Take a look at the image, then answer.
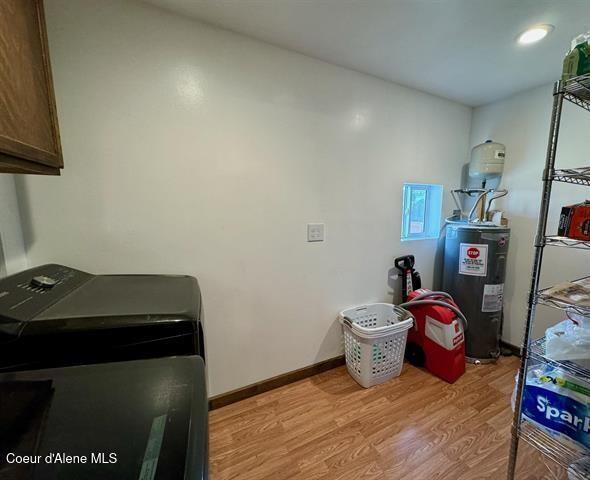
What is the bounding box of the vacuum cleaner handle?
[394,255,415,272]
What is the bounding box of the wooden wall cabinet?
[0,0,63,175]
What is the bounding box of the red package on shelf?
[559,201,590,240]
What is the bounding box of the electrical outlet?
[307,223,325,242]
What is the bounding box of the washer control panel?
[30,275,59,290]
[0,264,93,325]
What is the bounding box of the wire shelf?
[528,336,590,383]
[518,421,590,479]
[545,236,590,250]
[553,167,590,187]
[563,75,590,113]
[509,79,590,480]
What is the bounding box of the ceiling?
[145,0,590,106]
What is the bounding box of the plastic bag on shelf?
[546,313,590,369]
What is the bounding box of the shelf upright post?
[507,81,565,479]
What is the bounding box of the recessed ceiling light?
[517,24,554,45]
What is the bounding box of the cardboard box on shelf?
[558,201,590,241]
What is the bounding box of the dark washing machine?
[0,264,205,372]
[0,356,208,480]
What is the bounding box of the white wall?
[0,175,27,275]
[20,0,472,395]
[471,84,590,346]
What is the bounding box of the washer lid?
[35,274,201,323]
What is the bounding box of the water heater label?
[482,283,504,312]
[459,243,488,276]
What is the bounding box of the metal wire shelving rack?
[508,74,590,480]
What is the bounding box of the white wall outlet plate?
[307,223,325,242]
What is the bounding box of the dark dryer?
[0,356,208,480]
[0,264,205,371]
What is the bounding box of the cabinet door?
[0,0,62,175]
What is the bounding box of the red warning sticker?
[459,243,488,276]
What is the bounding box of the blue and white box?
[522,365,590,452]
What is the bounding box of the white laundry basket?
[339,303,413,388]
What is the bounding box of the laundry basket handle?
[340,308,414,335]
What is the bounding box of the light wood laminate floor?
[210,357,566,479]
